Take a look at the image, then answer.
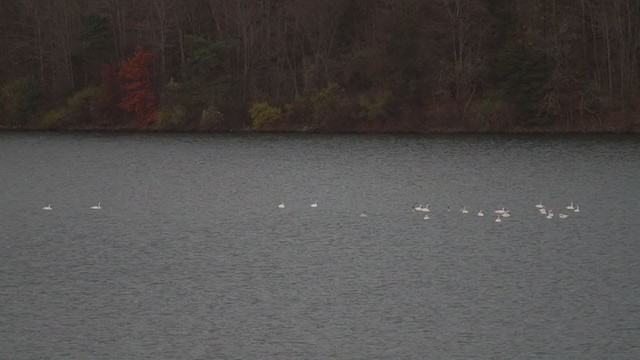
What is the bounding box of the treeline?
[1,0,639,132]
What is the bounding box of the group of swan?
[278,202,367,218]
[409,202,582,223]
[536,201,580,219]
[493,207,512,222]
[272,201,582,222]
[42,199,582,221]
[42,202,101,210]
[279,201,579,223]
[412,204,430,219]
[278,202,318,209]
[413,204,513,223]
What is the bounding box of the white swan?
[310,202,318,208]
[535,202,544,208]
[461,206,469,214]
[495,215,502,223]
[494,207,506,214]
[423,214,430,220]
[539,208,547,215]
[42,204,52,211]
[278,203,285,208]
[566,202,575,210]
[559,213,569,219]
[546,210,554,219]
[501,210,511,218]
[414,204,429,212]
[360,211,368,218]
[477,209,485,217]
[90,202,102,210]
[574,205,580,213]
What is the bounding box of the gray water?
[0,133,639,359]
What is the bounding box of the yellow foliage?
[249,102,281,129]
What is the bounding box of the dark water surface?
[1,133,639,359]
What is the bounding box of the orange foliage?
[119,47,157,127]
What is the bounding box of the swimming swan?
[495,216,502,223]
[360,211,368,218]
[495,207,506,214]
[566,202,575,210]
[546,210,554,219]
[310,202,318,208]
[461,206,469,214]
[42,204,52,211]
[501,210,511,218]
[90,202,102,210]
[477,210,485,217]
[423,214,430,220]
[535,202,544,208]
[278,203,285,208]
[573,205,580,213]
[559,213,569,219]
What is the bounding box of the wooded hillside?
[1,0,639,132]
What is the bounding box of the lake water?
[0,133,639,359]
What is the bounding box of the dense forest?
[1,0,639,132]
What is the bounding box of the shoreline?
[1,125,638,136]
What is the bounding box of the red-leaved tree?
[119,47,157,127]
